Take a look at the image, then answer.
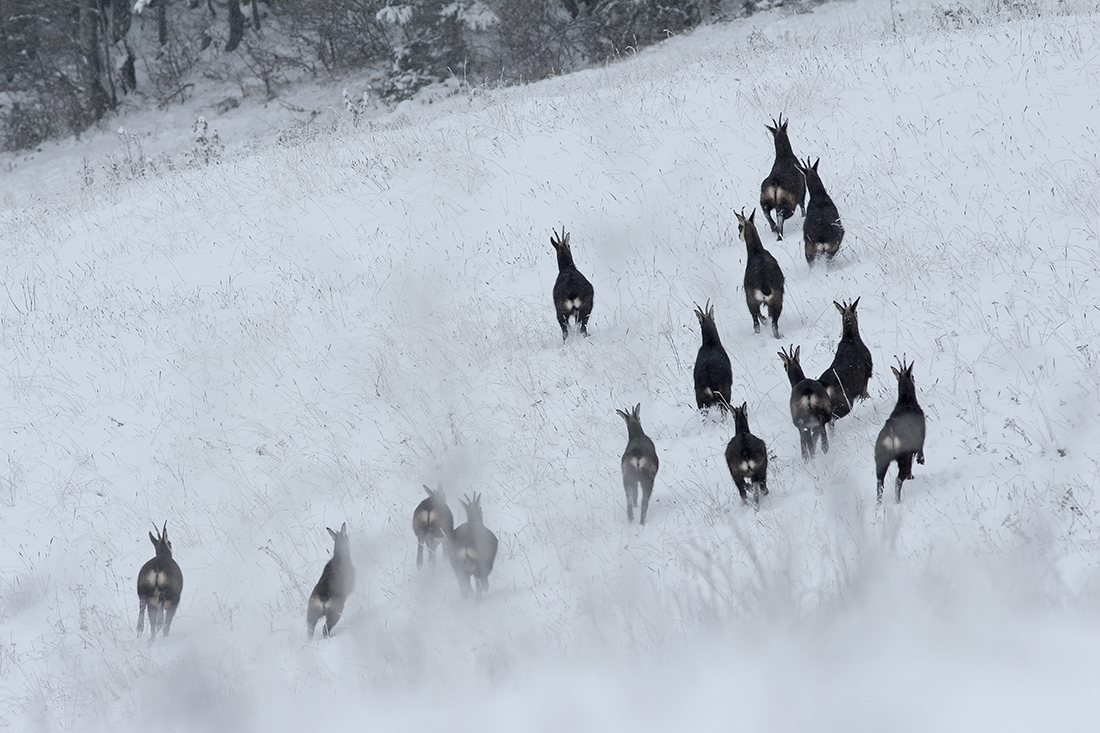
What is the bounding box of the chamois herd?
[134,116,926,642]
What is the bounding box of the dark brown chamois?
[136,522,184,641]
[550,228,594,340]
[725,402,769,506]
[759,114,806,240]
[875,360,926,504]
[307,522,356,639]
[737,208,785,339]
[449,494,499,601]
[818,299,873,420]
[413,483,454,568]
[693,301,733,412]
[778,345,831,460]
[616,404,659,525]
[798,157,845,265]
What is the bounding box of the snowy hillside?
[3,0,1100,730]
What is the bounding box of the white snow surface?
[3,0,1100,729]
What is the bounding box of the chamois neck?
[626,420,647,440]
[700,320,722,347]
[556,246,575,270]
[774,132,795,159]
[733,412,751,435]
[806,173,830,200]
[785,361,806,385]
[742,224,765,254]
[896,379,918,405]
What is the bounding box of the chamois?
[875,360,926,504]
[136,522,184,641]
[737,208,785,339]
[725,402,769,506]
[818,299,873,420]
[616,404,659,525]
[798,157,845,265]
[778,345,831,460]
[759,114,806,240]
[307,522,356,639]
[450,494,499,601]
[550,228,594,340]
[693,301,733,411]
[413,483,454,568]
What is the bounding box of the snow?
[2,0,1100,729]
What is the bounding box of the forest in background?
[0,0,776,151]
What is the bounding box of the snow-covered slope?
[2,1,1100,729]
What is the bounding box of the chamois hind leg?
[307,598,324,640]
[416,540,425,569]
[322,611,341,638]
[137,599,147,635]
[557,311,570,341]
[623,476,637,522]
[454,567,474,598]
[323,598,346,637]
[875,462,888,504]
[151,602,164,638]
[578,310,591,337]
[895,454,914,503]
[819,425,829,454]
[799,429,813,461]
[762,203,779,236]
[162,600,178,636]
[639,476,654,526]
[767,302,782,339]
[748,301,763,334]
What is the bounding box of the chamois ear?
[327,527,338,540]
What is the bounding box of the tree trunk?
[226,0,244,51]
[157,0,168,45]
[78,0,110,123]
